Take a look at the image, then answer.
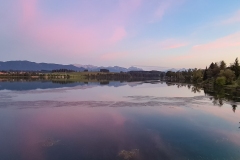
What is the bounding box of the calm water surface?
[0,81,240,160]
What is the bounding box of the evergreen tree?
[231,58,240,78]
[219,60,226,70]
[212,63,220,77]
[209,62,215,70]
[203,66,208,81]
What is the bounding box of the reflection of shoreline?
[162,82,240,104]
[0,81,124,91]
[0,79,158,91]
[0,80,239,108]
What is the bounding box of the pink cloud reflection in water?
[1,82,240,159]
[11,103,240,159]
[17,107,127,160]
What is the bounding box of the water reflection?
[0,80,240,160]
[0,80,239,110]
[204,86,240,111]
[163,82,240,111]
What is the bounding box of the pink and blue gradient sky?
[1,0,240,70]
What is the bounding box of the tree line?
[165,57,240,86]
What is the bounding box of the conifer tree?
[220,60,226,70]
[231,58,240,78]
[203,66,208,81]
[209,62,215,70]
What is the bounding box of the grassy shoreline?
[0,71,157,82]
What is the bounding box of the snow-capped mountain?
[73,64,143,72]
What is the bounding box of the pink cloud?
[168,32,240,67]
[15,0,142,57]
[221,10,240,25]
[17,108,127,160]
[192,32,240,50]
[21,0,38,24]
[109,27,127,44]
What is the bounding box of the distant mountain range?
[0,61,85,71]
[0,61,143,72]
[73,64,143,72]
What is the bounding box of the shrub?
[192,69,203,83]
[219,69,235,84]
[216,76,226,86]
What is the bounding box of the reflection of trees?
[211,97,223,106]
[52,80,76,84]
[187,84,239,112]
[191,85,201,93]
[176,83,188,88]
[232,104,237,113]
[100,81,109,85]
[166,82,175,86]
[204,86,240,112]
[219,99,223,106]
[165,82,190,88]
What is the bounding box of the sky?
[0,0,240,70]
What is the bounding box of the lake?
[0,80,240,160]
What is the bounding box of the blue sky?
[0,0,240,70]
